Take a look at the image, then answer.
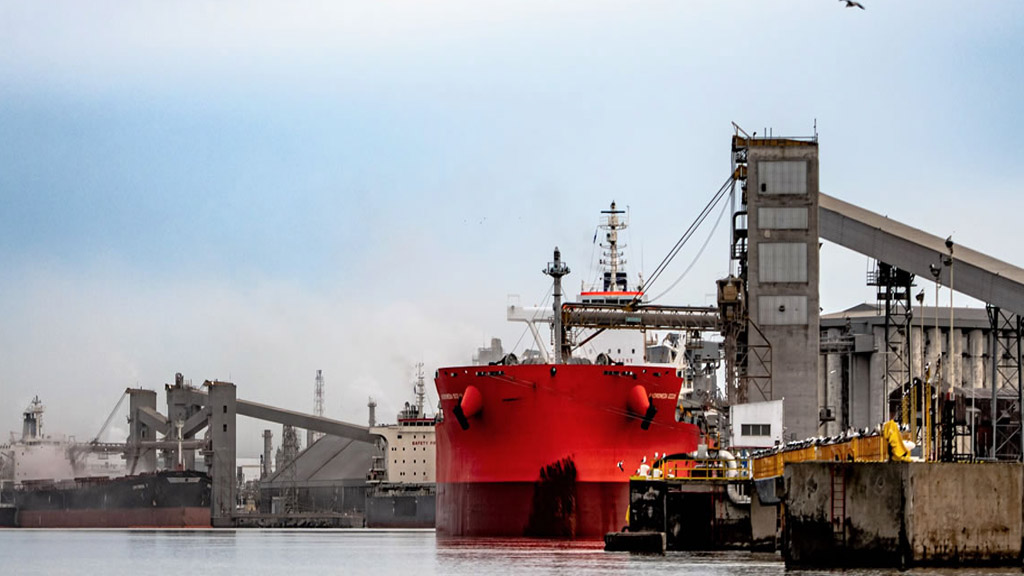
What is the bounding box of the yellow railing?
[751,435,892,480]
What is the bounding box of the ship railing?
[637,457,751,482]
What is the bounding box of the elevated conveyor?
[235,398,376,444]
[820,193,1024,316]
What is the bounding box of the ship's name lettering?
[440,393,462,400]
[649,393,676,400]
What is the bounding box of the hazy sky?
[2,1,1022,454]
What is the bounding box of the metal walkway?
[819,193,1024,316]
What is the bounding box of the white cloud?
[0,256,484,454]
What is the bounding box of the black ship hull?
[365,484,435,529]
[14,470,211,528]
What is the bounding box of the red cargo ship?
[435,203,702,538]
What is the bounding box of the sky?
[1,1,1022,455]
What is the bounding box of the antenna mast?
[544,247,571,364]
[314,369,325,418]
[414,363,426,416]
[308,369,325,445]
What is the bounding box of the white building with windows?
[729,399,784,449]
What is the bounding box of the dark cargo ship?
[365,366,437,529]
[2,396,212,528]
[14,470,211,528]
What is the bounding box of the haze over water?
[0,530,1017,576]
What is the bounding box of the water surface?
[0,529,1016,575]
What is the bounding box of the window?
[741,424,771,436]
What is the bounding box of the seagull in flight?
[840,0,865,9]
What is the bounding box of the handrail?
[632,456,751,482]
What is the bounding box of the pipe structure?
[562,304,720,331]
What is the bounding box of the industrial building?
[727,130,1023,457]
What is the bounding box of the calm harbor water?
[0,529,1018,576]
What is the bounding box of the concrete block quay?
[784,462,1022,568]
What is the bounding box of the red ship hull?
[435,363,700,538]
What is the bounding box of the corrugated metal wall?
[759,161,807,195]
[758,295,808,325]
[759,242,808,283]
[758,207,808,230]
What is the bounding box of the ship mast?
[599,201,628,292]
[544,247,571,364]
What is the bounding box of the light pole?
[945,237,955,460]
[929,263,942,461]
[945,236,955,399]
[916,289,925,451]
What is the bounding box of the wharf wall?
[749,480,780,551]
[784,462,1022,568]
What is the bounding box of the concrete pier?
[749,479,781,551]
[784,462,1023,568]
